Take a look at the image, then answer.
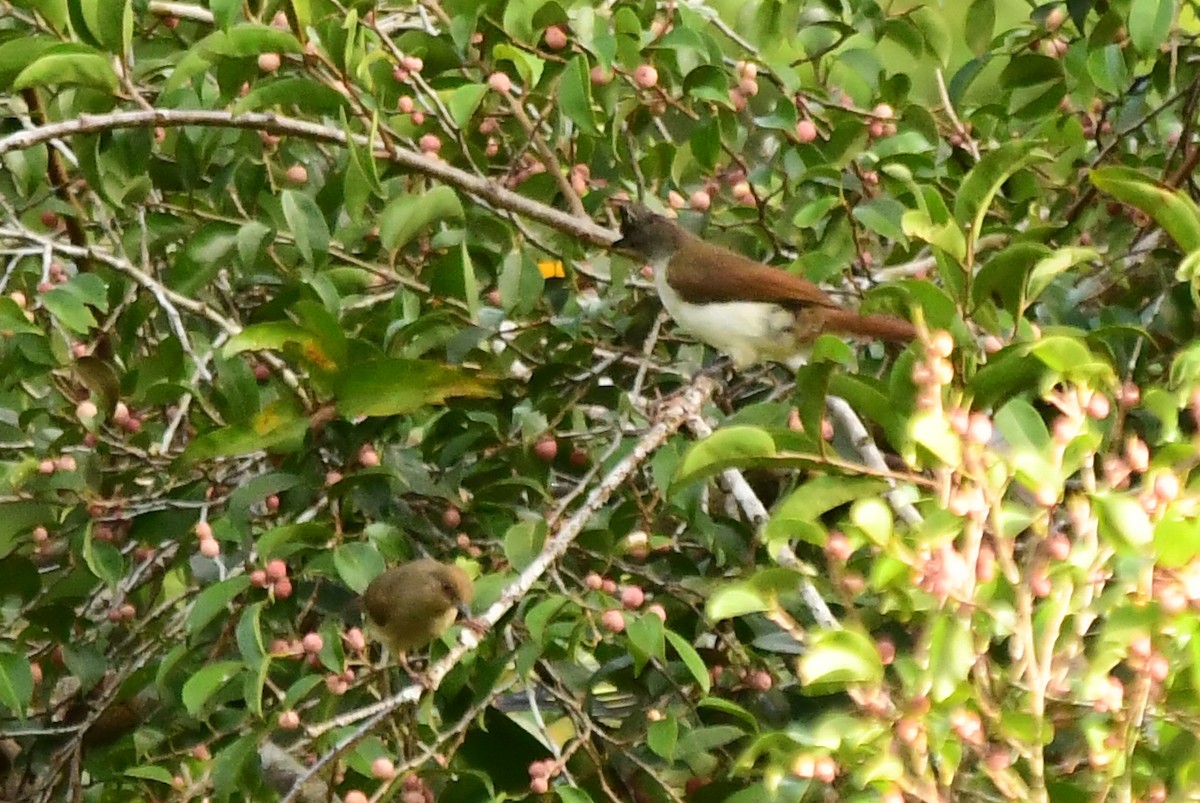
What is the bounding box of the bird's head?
[427,561,474,620]
[613,201,685,263]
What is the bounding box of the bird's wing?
[664,239,837,309]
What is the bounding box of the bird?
[612,202,916,369]
[361,558,480,659]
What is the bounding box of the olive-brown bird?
[614,202,916,369]
[362,558,477,657]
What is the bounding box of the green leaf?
[560,55,600,135]
[901,209,966,261]
[666,630,711,694]
[334,542,386,594]
[165,24,302,93]
[797,629,883,687]
[852,198,908,245]
[79,0,131,54]
[673,426,777,488]
[626,614,665,674]
[1085,44,1128,95]
[1155,514,1200,568]
[333,358,494,418]
[83,522,124,587]
[953,141,1049,254]
[1026,247,1100,303]
[0,297,43,335]
[378,187,464,251]
[1128,0,1173,56]
[648,715,678,762]
[443,83,488,129]
[850,498,893,546]
[1094,491,1153,550]
[0,36,59,89]
[994,398,1049,452]
[493,43,544,87]
[178,402,310,465]
[188,577,253,637]
[503,518,546,571]
[928,614,974,702]
[773,476,890,523]
[964,0,995,57]
[40,286,98,333]
[14,49,117,92]
[181,661,243,715]
[706,569,804,622]
[1091,167,1200,253]
[281,189,330,265]
[0,653,34,716]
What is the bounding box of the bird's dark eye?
[441,580,456,598]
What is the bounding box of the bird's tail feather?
[823,308,916,342]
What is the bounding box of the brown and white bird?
[613,202,916,368]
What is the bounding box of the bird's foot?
[462,617,488,639]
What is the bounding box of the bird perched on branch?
[362,558,482,660]
[613,202,915,369]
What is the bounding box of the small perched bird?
[362,558,478,657]
[614,202,916,369]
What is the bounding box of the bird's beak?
[456,600,472,620]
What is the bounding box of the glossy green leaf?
[797,629,883,687]
[13,49,117,92]
[673,426,777,488]
[0,653,34,716]
[281,189,331,265]
[181,661,243,715]
[929,614,974,702]
[666,630,711,694]
[1091,167,1200,253]
[560,55,600,135]
[333,358,494,418]
[188,577,253,637]
[334,542,386,594]
[1128,0,1173,55]
[964,0,995,57]
[378,187,464,251]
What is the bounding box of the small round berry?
[285,164,308,184]
[585,572,604,590]
[419,133,441,153]
[250,570,268,588]
[344,792,368,803]
[278,710,300,729]
[274,578,293,598]
[795,119,818,143]
[544,25,568,50]
[195,521,213,541]
[488,72,513,93]
[600,609,625,633]
[633,64,658,88]
[401,56,424,73]
[620,585,645,609]
[199,539,220,558]
[358,445,380,467]
[689,189,712,211]
[257,52,281,72]
[647,603,667,622]
[302,633,323,654]
[590,66,612,85]
[76,400,98,420]
[345,627,367,652]
[372,757,397,780]
[533,435,558,462]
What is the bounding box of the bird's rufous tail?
[822,308,916,342]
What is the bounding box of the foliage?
[1,0,1199,801]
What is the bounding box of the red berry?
[533,436,558,462]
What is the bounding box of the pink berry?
[689,189,711,211]
[442,506,462,529]
[345,627,367,652]
[285,164,308,184]
[199,539,220,558]
[633,64,658,88]
[358,446,380,467]
[544,25,568,50]
[401,56,423,73]
[195,521,213,540]
[419,133,441,153]
[488,72,513,93]
[302,633,323,654]
[38,459,56,475]
[530,777,549,794]
[590,66,612,85]
[398,96,415,114]
[872,102,894,120]
[533,435,558,462]
[250,570,268,587]
[372,757,397,779]
[76,400,98,420]
[620,585,645,609]
[257,52,281,72]
[278,710,300,729]
[647,603,667,622]
[585,572,604,590]
[266,559,288,581]
[345,792,368,803]
[795,119,818,143]
[600,609,625,633]
[274,578,293,598]
[824,532,853,562]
